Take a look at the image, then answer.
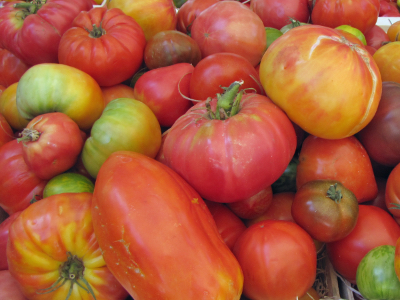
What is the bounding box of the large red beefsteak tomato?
[161,81,297,203]
[92,151,244,299]
[0,0,93,66]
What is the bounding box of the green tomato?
[280,18,308,34]
[356,245,400,300]
[336,25,367,46]
[43,173,95,198]
[265,27,283,50]
[82,98,162,178]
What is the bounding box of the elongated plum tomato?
[259,25,382,139]
[7,192,128,300]
[91,151,244,299]
[162,81,297,203]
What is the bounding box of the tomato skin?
[0,48,30,88]
[0,270,27,300]
[191,1,267,67]
[92,151,244,300]
[0,212,21,270]
[250,0,310,30]
[176,0,220,34]
[59,7,146,87]
[189,52,264,101]
[0,0,93,66]
[357,81,400,167]
[387,20,400,42]
[82,98,162,178]
[356,245,400,300]
[373,42,400,84]
[106,0,177,41]
[18,112,84,180]
[386,163,400,218]
[132,63,194,127]
[296,135,378,203]
[0,140,47,215]
[233,220,317,300]
[327,205,400,283]
[0,82,29,131]
[260,25,382,139]
[292,180,359,243]
[144,30,202,70]
[162,93,297,203]
[16,63,105,131]
[43,172,95,198]
[101,84,136,106]
[364,25,390,50]
[311,0,379,34]
[0,113,13,148]
[7,192,128,300]
[205,201,247,251]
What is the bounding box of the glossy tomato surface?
[365,25,391,50]
[233,219,317,300]
[296,135,378,203]
[162,91,297,203]
[176,0,219,34]
[0,48,30,88]
[191,1,266,67]
[92,151,244,300]
[327,205,400,283]
[373,42,400,84]
[0,82,29,131]
[7,192,128,300]
[260,25,382,139]
[59,6,146,87]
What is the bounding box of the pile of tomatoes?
[1,0,400,299]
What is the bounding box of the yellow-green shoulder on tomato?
[43,173,95,198]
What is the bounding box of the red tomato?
[17,112,84,180]
[58,6,146,87]
[0,0,93,66]
[365,25,391,50]
[327,205,400,283]
[373,42,400,84]
[176,0,220,34]
[205,200,247,251]
[250,0,310,30]
[296,135,378,203]
[0,140,47,215]
[292,180,359,242]
[191,1,267,67]
[189,52,264,101]
[245,192,296,227]
[364,176,389,213]
[7,192,128,300]
[233,220,317,300]
[162,83,297,203]
[0,113,13,148]
[92,151,244,299]
[106,0,177,41]
[357,81,400,167]
[311,0,379,34]
[259,25,382,139]
[101,84,136,106]
[0,270,27,300]
[0,212,21,270]
[132,63,194,127]
[144,30,202,70]
[0,48,30,88]
[386,163,400,218]
[0,83,29,131]
[379,0,400,16]
[227,186,273,220]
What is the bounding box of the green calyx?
[17,127,41,143]
[205,81,244,120]
[88,23,106,38]
[37,252,97,300]
[326,183,343,203]
[14,0,47,18]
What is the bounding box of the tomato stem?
[13,0,46,16]
[17,128,41,143]
[326,183,343,203]
[88,23,106,38]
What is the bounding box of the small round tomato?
[373,42,400,84]
[327,205,400,283]
[387,20,400,42]
[233,219,317,300]
[292,180,359,242]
